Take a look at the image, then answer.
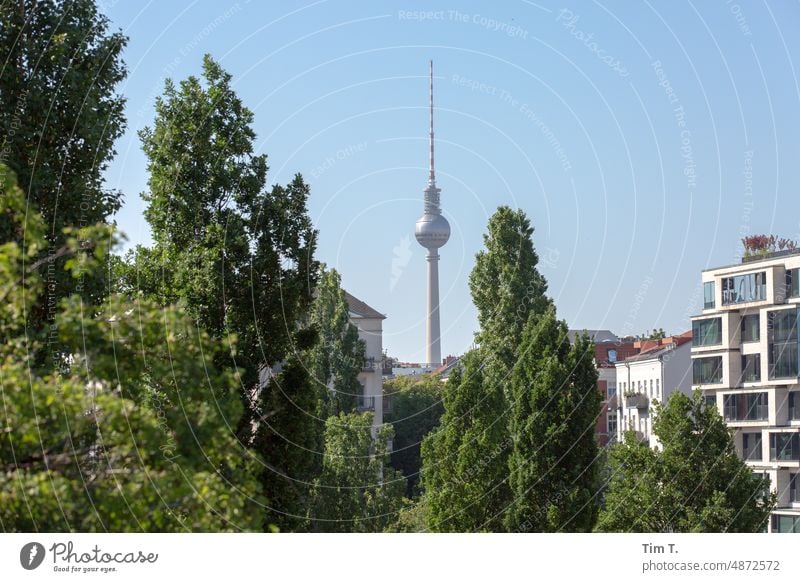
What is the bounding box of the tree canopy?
[597,391,774,532]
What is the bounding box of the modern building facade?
[344,291,386,433]
[615,332,693,449]
[692,250,800,533]
[415,61,450,367]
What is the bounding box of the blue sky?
[104,0,800,362]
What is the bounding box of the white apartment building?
[692,251,800,533]
[615,335,692,449]
[344,291,386,433]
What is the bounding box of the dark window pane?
[741,354,761,383]
[770,433,800,461]
[742,314,760,342]
[704,281,715,309]
[693,318,722,346]
[693,356,722,384]
[768,309,799,380]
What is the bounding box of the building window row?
[723,392,768,422]
[722,271,767,305]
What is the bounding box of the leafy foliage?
[310,412,405,532]
[0,165,263,532]
[125,56,323,529]
[423,206,555,531]
[384,374,444,496]
[307,268,365,416]
[504,308,601,532]
[0,0,127,333]
[597,391,774,532]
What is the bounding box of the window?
[769,432,800,461]
[741,314,760,342]
[693,317,722,346]
[790,393,799,421]
[356,395,374,411]
[693,356,723,384]
[741,354,761,383]
[655,379,660,397]
[743,432,763,461]
[607,384,617,398]
[607,349,617,363]
[704,281,715,309]
[790,473,798,503]
[722,271,767,305]
[772,514,800,533]
[704,393,717,410]
[607,413,617,439]
[723,392,768,421]
[787,268,800,299]
[768,309,799,379]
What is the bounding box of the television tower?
[415,61,450,367]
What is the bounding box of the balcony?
[625,393,649,410]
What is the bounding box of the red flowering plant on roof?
[742,234,797,258]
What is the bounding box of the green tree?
[254,350,325,532]
[597,391,774,532]
[384,374,444,497]
[127,56,321,529]
[310,412,405,532]
[469,206,549,369]
[421,351,510,531]
[0,0,127,332]
[504,307,601,532]
[0,165,263,532]
[131,53,318,396]
[422,207,551,531]
[307,268,365,416]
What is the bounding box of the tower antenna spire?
[429,59,435,185]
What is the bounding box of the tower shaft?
[426,250,441,367]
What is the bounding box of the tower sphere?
[415,212,450,249]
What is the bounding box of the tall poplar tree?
[422,206,551,531]
[504,307,601,532]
